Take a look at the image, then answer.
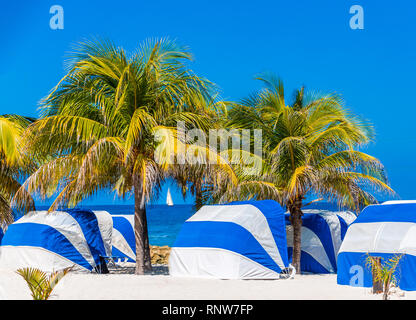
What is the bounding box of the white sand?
[0,269,414,300]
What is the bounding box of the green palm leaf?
[16,267,71,300]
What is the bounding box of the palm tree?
[0,115,35,226]
[15,39,236,274]
[222,75,393,273]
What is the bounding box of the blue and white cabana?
[337,203,416,291]
[0,209,113,272]
[285,210,356,273]
[382,200,416,205]
[111,215,135,262]
[169,200,289,279]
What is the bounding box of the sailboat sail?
[166,188,174,206]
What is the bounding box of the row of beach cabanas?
[0,209,136,272]
[0,200,416,290]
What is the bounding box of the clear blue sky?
[1,1,415,205]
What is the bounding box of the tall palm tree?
[15,39,236,274]
[0,115,35,226]
[222,75,393,273]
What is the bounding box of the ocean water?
[37,202,352,246]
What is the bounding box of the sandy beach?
[0,267,414,300]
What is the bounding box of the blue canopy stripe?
[1,223,93,270]
[66,209,107,265]
[174,221,283,273]
[337,252,416,291]
[287,248,331,274]
[351,203,416,224]
[337,203,416,291]
[285,210,356,274]
[112,216,135,262]
[338,216,350,240]
[229,200,289,266]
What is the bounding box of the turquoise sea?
[36,202,353,246]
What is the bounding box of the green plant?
[16,267,72,300]
[366,254,403,300]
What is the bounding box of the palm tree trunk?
[372,257,383,294]
[383,274,391,300]
[143,211,152,272]
[195,182,203,211]
[288,196,303,274]
[134,175,152,275]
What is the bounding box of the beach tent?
[169,200,290,279]
[285,210,356,273]
[337,203,416,291]
[382,200,416,205]
[0,209,113,272]
[111,215,136,262]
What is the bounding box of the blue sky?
[1,1,415,205]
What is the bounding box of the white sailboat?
[166,188,174,206]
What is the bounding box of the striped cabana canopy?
[0,209,113,272]
[111,214,135,262]
[169,200,289,279]
[337,203,416,291]
[285,210,356,274]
